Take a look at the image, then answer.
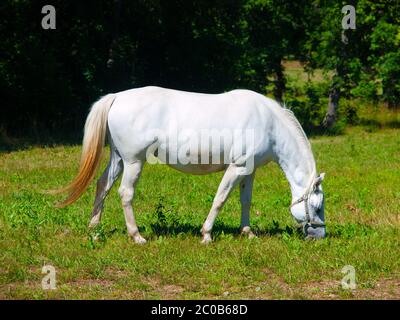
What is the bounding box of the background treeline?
[1,0,399,143]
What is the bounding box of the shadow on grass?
[0,132,82,153]
[141,198,305,239]
[139,217,377,240]
[91,220,377,243]
[144,220,304,239]
[357,118,400,130]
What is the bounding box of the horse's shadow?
[103,221,372,240]
[145,220,302,239]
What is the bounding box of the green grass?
[283,60,331,85]
[0,123,399,299]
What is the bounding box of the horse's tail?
[52,94,116,207]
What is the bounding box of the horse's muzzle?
[304,223,326,240]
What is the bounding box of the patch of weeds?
[258,219,300,238]
[326,118,347,135]
[5,192,48,228]
[357,187,374,212]
[270,219,281,235]
[336,287,356,299]
[85,225,115,249]
[215,231,234,241]
[202,194,214,205]
[5,267,29,282]
[144,196,197,237]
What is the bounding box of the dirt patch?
[261,268,294,295]
[64,278,114,289]
[0,281,39,299]
[143,276,184,299]
[233,270,400,300]
[1,266,398,300]
[298,278,400,299]
[104,267,131,280]
[161,284,184,296]
[0,277,146,300]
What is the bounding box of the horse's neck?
[272,115,316,201]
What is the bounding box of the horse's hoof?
[247,232,256,239]
[88,218,100,229]
[133,234,147,244]
[201,233,212,244]
[241,226,256,239]
[91,232,100,241]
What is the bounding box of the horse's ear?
[314,172,325,187]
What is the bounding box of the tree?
[241,0,311,101]
[304,0,400,128]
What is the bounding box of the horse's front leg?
[201,165,244,244]
[240,173,256,239]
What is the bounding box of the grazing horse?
[54,86,326,243]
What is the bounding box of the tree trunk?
[323,85,340,128]
[323,30,347,128]
[386,78,399,109]
[0,124,14,146]
[273,64,286,103]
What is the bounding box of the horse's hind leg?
[89,146,122,228]
[201,164,245,244]
[240,173,256,239]
[118,160,146,244]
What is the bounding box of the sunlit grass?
[0,123,399,299]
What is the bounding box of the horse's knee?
[118,186,134,206]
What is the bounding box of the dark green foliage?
[1,1,250,138]
[378,52,400,108]
[305,0,400,110]
[285,81,328,131]
[1,0,399,140]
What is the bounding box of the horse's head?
[290,173,326,239]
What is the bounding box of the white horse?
[54,86,326,243]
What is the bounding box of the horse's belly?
[167,163,227,175]
[153,143,230,174]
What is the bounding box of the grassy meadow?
[1,62,400,299]
[1,121,399,299]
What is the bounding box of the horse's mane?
[271,101,316,178]
[280,106,312,151]
[279,104,317,185]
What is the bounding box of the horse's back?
[109,86,272,128]
[107,86,277,166]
